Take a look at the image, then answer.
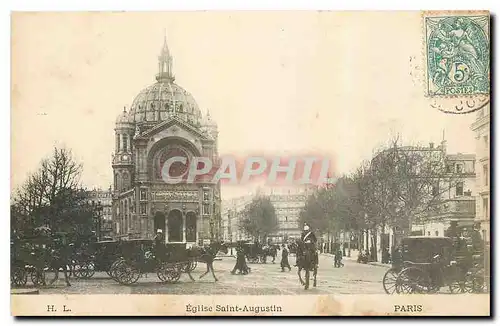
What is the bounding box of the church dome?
[126,36,203,127]
[128,81,202,126]
[116,107,134,125]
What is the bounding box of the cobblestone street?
[36,254,388,295]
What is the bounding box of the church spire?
[156,31,174,82]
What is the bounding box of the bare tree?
[362,139,465,253]
[11,147,94,236]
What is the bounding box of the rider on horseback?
[301,224,317,245]
[296,224,318,267]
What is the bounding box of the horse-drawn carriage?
[382,236,485,294]
[241,242,265,263]
[239,241,278,264]
[10,229,76,287]
[10,238,43,287]
[107,239,196,285]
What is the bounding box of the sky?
[11,12,478,199]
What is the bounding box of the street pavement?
[36,254,388,295]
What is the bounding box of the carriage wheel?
[449,279,469,293]
[30,269,46,286]
[79,262,89,279]
[80,262,94,279]
[396,267,432,294]
[109,259,125,281]
[110,259,127,283]
[470,270,485,293]
[11,267,28,287]
[382,268,400,294]
[115,261,140,285]
[72,262,84,279]
[158,263,181,284]
[81,262,96,279]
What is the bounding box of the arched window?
[186,212,197,242]
[116,134,120,152]
[122,172,129,190]
[123,134,128,152]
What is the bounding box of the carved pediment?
[137,116,209,141]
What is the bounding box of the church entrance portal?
[185,212,197,242]
[167,210,183,242]
[153,212,166,236]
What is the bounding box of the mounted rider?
[297,224,319,267]
[301,224,317,245]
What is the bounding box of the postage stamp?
[424,14,490,97]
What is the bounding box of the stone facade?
[87,187,114,238]
[112,37,221,244]
[471,105,490,244]
[411,151,477,237]
[363,141,478,263]
[221,187,312,243]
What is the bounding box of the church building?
[112,37,221,244]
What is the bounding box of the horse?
[262,245,278,264]
[186,241,229,282]
[296,241,318,290]
[31,242,74,287]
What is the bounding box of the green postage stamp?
[424,14,490,97]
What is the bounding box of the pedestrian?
[334,246,344,268]
[231,243,250,275]
[280,244,291,272]
[382,247,390,264]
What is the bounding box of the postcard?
[11,11,490,316]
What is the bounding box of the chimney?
[429,142,434,149]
